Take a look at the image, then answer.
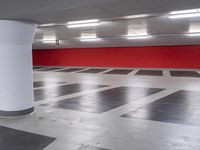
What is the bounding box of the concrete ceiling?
[1,0,200,23]
[1,0,200,49]
[33,15,200,49]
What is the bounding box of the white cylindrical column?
[0,20,37,116]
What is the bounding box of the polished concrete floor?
[1,66,200,150]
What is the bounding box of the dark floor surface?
[103,69,133,75]
[78,69,108,74]
[0,126,55,150]
[55,68,86,72]
[136,70,163,76]
[33,81,65,88]
[123,90,200,125]
[42,86,163,113]
[34,83,108,101]
[170,71,200,77]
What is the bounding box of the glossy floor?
[0,66,200,150]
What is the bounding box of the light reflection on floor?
[0,67,200,150]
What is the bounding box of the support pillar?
[0,20,37,116]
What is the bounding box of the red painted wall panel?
[33,46,200,68]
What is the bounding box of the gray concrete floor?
[1,67,200,150]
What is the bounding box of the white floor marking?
[1,67,200,150]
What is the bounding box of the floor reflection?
[33,81,65,88]
[123,90,200,125]
[42,86,163,113]
[34,83,108,101]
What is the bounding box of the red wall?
[33,46,200,68]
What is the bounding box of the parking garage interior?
[1,0,200,150]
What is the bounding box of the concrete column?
[0,20,37,116]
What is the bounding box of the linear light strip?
[81,36,97,39]
[42,40,60,44]
[67,19,100,25]
[126,35,152,39]
[186,33,200,37]
[80,38,101,42]
[169,13,200,19]
[67,23,100,28]
[170,9,200,15]
[43,40,56,44]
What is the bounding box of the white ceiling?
[1,0,200,49]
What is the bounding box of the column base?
[0,107,34,117]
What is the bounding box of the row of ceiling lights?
[41,8,200,44]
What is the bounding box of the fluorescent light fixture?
[186,33,200,36]
[170,9,200,15]
[126,35,152,40]
[43,40,56,44]
[80,37,101,42]
[43,40,60,45]
[39,23,56,27]
[67,19,100,28]
[67,19,99,25]
[124,14,149,19]
[42,35,60,44]
[81,35,97,39]
[169,8,200,19]
[169,13,200,19]
[67,22,100,28]
[43,36,56,41]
